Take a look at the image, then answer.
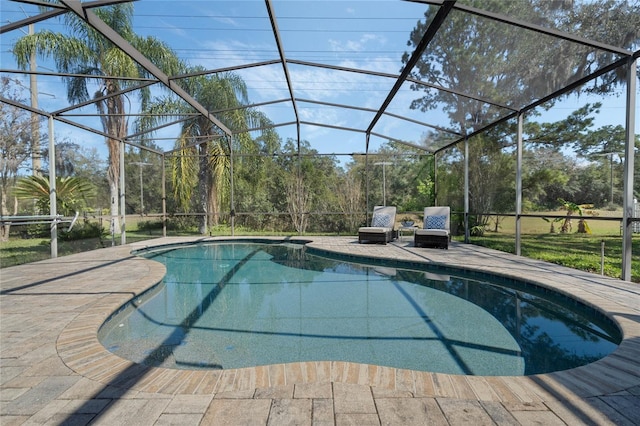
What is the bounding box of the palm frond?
[132,36,185,76]
[170,132,199,211]
[13,175,95,215]
[134,96,190,137]
[13,31,93,73]
[103,48,139,79]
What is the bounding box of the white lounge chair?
[414,206,450,249]
[358,206,396,244]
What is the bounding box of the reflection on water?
[99,242,620,376]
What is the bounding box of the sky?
[1,0,638,164]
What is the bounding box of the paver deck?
[1,236,639,425]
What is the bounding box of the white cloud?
[328,33,387,53]
[155,19,189,39]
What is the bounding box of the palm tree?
[13,3,182,231]
[13,174,95,216]
[557,198,591,234]
[146,70,272,234]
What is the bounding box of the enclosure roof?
[1,0,639,155]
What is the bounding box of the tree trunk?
[561,213,572,233]
[108,176,119,233]
[335,173,362,232]
[208,176,219,227]
[0,188,9,242]
[198,143,209,235]
[577,218,588,233]
[287,173,310,234]
[99,79,126,234]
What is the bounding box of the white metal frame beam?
[622,58,637,281]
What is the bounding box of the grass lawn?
[465,233,639,283]
[0,237,107,267]
[460,210,639,282]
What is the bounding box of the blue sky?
[1,0,637,162]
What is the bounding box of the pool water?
[99,242,621,376]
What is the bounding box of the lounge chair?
[358,206,396,244]
[414,206,450,249]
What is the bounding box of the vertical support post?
[296,124,303,236]
[365,133,371,223]
[433,153,438,206]
[515,112,524,256]
[162,154,166,237]
[382,162,387,206]
[601,240,605,275]
[464,136,469,243]
[622,57,637,281]
[138,163,144,216]
[119,140,126,245]
[609,153,614,204]
[229,135,235,237]
[48,116,57,258]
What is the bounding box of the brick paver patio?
[1,236,639,425]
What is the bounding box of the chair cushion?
[425,215,446,229]
[372,213,392,228]
[358,227,390,233]
[415,228,449,237]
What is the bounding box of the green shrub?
[166,216,198,231]
[23,224,50,238]
[137,220,164,232]
[58,220,106,241]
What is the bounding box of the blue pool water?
[98,241,621,376]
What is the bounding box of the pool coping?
[52,236,640,401]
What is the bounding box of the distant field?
[452,210,638,282]
[487,209,625,235]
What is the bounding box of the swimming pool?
[98,241,621,376]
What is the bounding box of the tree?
[557,198,591,234]
[404,1,639,218]
[269,139,342,234]
[524,103,601,150]
[384,142,436,212]
[561,0,640,95]
[285,166,312,233]
[579,125,640,205]
[461,135,515,235]
[13,3,182,232]
[521,147,573,210]
[232,126,282,231]
[333,167,364,233]
[38,140,110,213]
[41,140,80,177]
[13,175,95,216]
[143,70,271,234]
[404,1,639,134]
[123,148,162,216]
[294,146,340,233]
[0,77,35,241]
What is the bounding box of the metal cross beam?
[265,0,300,134]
